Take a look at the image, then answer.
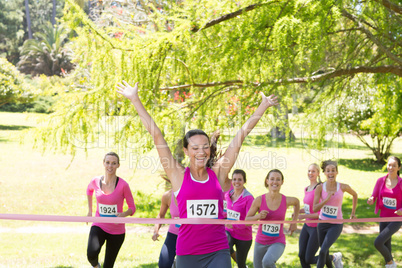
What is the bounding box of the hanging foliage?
[32,0,402,162]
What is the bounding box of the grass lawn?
[1,111,402,267]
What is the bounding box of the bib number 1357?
[187,200,218,218]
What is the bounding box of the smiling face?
[387,158,401,176]
[103,155,120,175]
[323,164,338,182]
[266,171,283,192]
[183,134,211,168]
[232,173,245,191]
[308,164,319,182]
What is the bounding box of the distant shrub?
[0,57,31,107]
[0,95,55,113]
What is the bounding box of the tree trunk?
[292,93,298,115]
[270,104,296,140]
[24,0,32,39]
[51,0,56,26]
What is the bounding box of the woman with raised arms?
[116,81,278,268]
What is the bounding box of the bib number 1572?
[187,200,218,218]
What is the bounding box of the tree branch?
[160,80,243,90]
[341,9,402,66]
[191,1,279,32]
[158,65,402,90]
[373,0,402,15]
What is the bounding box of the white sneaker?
[333,252,343,268]
[385,261,397,268]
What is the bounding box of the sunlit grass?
[1,112,402,267]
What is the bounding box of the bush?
[0,57,30,106]
[0,95,55,113]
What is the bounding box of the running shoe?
[385,261,397,268]
[333,252,343,268]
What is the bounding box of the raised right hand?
[116,81,139,101]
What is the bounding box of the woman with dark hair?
[298,163,336,267]
[313,160,358,268]
[86,152,136,268]
[153,131,221,268]
[116,81,278,268]
[367,156,402,268]
[225,169,254,268]
[245,169,299,268]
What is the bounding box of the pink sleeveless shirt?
[176,167,228,255]
[303,186,319,227]
[168,192,180,235]
[255,194,287,245]
[319,182,343,222]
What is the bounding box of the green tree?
[33,0,402,161]
[0,0,66,64]
[17,22,74,76]
[0,0,25,64]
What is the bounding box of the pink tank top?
[303,186,319,227]
[319,182,343,222]
[379,183,402,218]
[168,193,180,235]
[176,167,228,255]
[255,194,287,245]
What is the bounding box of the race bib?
[262,223,280,237]
[383,197,397,210]
[304,204,310,215]
[223,200,227,212]
[99,203,117,217]
[187,200,219,218]
[322,205,338,218]
[174,217,181,228]
[227,209,240,221]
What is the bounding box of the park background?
[1,0,401,267]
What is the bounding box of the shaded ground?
[1,223,397,235]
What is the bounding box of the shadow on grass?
[338,158,385,172]
[136,263,158,268]
[0,125,31,131]
[237,135,369,151]
[133,191,161,219]
[342,197,378,226]
[335,233,385,267]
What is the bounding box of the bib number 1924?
[99,203,117,217]
[187,200,218,218]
